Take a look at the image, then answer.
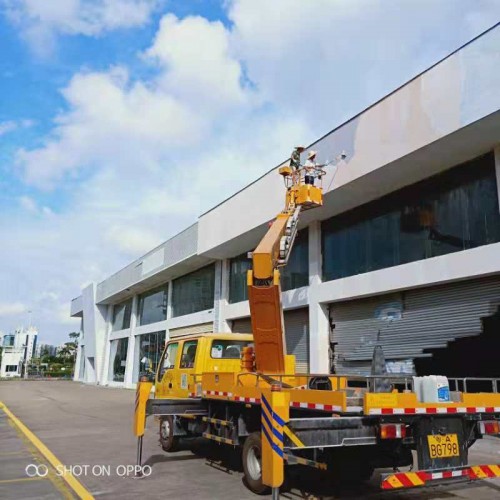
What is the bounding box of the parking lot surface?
[1,380,500,499]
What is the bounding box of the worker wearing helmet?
[290,145,305,170]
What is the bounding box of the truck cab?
[155,333,254,399]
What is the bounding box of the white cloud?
[0,120,17,136]
[0,119,34,136]
[3,3,499,344]
[0,302,27,316]
[106,225,163,255]
[19,195,54,216]
[146,14,249,111]
[228,0,500,131]
[19,195,37,212]
[2,0,159,56]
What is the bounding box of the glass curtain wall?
[109,338,129,382]
[172,264,215,317]
[322,153,500,281]
[228,253,252,303]
[281,229,309,291]
[111,299,132,331]
[138,285,168,326]
[228,229,309,303]
[136,331,166,381]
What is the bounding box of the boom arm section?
[248,163,325,374]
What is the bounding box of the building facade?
[0,327,38,378]
[71,27,500,389]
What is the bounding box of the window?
[110,338,128,382]
[322,153,500,281]
[138,285,168,326]
[6,365,18,373]
[229,253,252,303]
[3,335,14,347]
[229,229,309,303]
[172,265,215,317]
[112,299,132,331]
[210,340,252,359]
[157,342,178,380]
[281,229,309,291]
[180,340,198,369]
[136,331,166,381]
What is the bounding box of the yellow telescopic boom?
[247,161,325,373]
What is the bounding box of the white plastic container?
[412,376,423,402]
[419,375,451,403]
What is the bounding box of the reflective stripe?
[370,407,500,415]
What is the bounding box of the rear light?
[478,421,500,435]
[380,423,406,439]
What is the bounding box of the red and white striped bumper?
[381,464,500,489]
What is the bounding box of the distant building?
[34,343,58,358]
[0,327,38,378]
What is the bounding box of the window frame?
[210,339,252,359]
[179,340,199,369]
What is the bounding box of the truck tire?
[159,416,180,452]
[242,432,270,495]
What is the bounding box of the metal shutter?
[231,310,310,372]
[330,275,500,375]
[284,308,309,373]
[232,317,252,333]
[169,322,213,338]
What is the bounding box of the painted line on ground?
[0,401,94,500]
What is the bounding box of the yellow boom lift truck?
[134,157,500,496]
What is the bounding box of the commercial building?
[71,26,500,389]
[0,327,38,378]
[34,343,58,358]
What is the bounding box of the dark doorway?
[415,308,500,389]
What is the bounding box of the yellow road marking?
[0,476,47,484]
[0,401,94,500]
[4,416,73,499]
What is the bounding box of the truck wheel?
[242,432,271,495]
[159,416,180,452]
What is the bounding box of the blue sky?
[0,0,498,345]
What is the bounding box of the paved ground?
[1,381,500,500]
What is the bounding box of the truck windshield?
[210,340,252,359]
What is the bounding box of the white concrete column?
[308,221,322,286]
[308,221,330,373]
[73,343,82,382]
[213,260,230,333]
[124,295,139,388]
[100,304,114,385]
[73,318,83,381]
[494,145,500,213]
[214,259,231,332]
[166,280,173,322]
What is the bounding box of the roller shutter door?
[169,322,213,338]
[232,317,252,333]
[330,275,500,375]
[284,308,310,373]
[232,309,310,372]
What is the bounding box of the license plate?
[427,434,459,458]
